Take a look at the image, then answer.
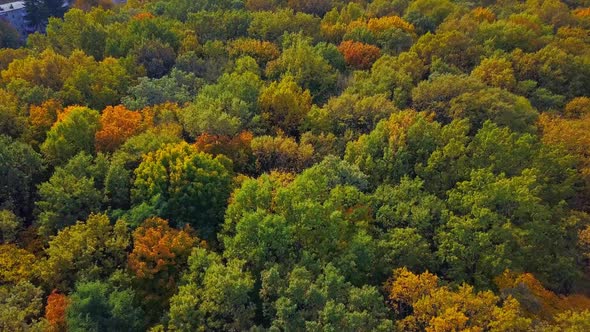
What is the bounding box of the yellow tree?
[386,268,532,331]
[259,75,312,135]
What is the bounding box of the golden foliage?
[495,270,590,321]
[0,244,36,284]
[386,268,531,331]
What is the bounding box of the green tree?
[168,248,256,331]
[39,213,129,290]
[131,142,233,239]
[266,33,338,102]
[0,135,44,219]
[449,87,538,133]
[66,280,144,332]
[40,106,100,166]
[259,75,312,136]
[181,57,263,137]
[36,155,104,237]
[261,264,393,331]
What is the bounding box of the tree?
[347,52,426,108]
[386,268,531,331]
[66,280,144,332]
[304,92,397,140]
[0,135,44,219]
[122,69,202,110]
[248,9,320,42]
[128,217,197,320]
[0,88,25,138]
[168,248,256,331]
[0,210,21,243]
[495,270,590,322]
[132,40,176,79]
[259,75,312,135]
[0,244,36,284]
[131,142,233,239]
[194,131,255,174]
[95,105,143,153]
[538,112,590,209]
[45,290,68,332]
[449,87,538,133]
[266,33,338,102]
[181,57,263,137]
[187,9,251,42]
[36,163,103,237]
[0,281,45,332]
[287,0,332,16]
[338,40,381,70]
[471,56,517,91]
[411,74,486,122]
[228,38,280,66]
[40,106,100,166]
[73,0,113,11]
[260,264,393,331]
[250,134,314,173]
[0,20,21,49]
[26,99,63,147]
[437,168,580,290]
[39,213,129,290]
[61,56,132,110]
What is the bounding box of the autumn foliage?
[386,268,531,331]
[45,290,68,332]
[495,270,590,321]
[338,40,381,70]
[194,131,254,173]
[128,217,197,280]
[95,105,143,152]
[3,0,590,330]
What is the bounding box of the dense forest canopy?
[1,0,590,330]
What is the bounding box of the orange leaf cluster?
[128,217,196,280]
[28,100,63,131]
[95,105,143,152]
[574,7,590,18]
[45,290,68,332]
[194,131,253,171]
[133,12,155,20]
[338,40,381,70]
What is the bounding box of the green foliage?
[40,106,100,166]
[181,58,263,137]
[66,280,144,332]
[4,0,590,329]
[266,33,338,102]
[132,142,233,238]
[0,135,44,219]
[0,281,46,332]
[36,154,104,237]
[122,69,203,110]
[0,210,21,243]
[168,248,255,331]
[260,264,393,331]
[40,213,129,290]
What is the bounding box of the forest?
[2,0,590,330]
